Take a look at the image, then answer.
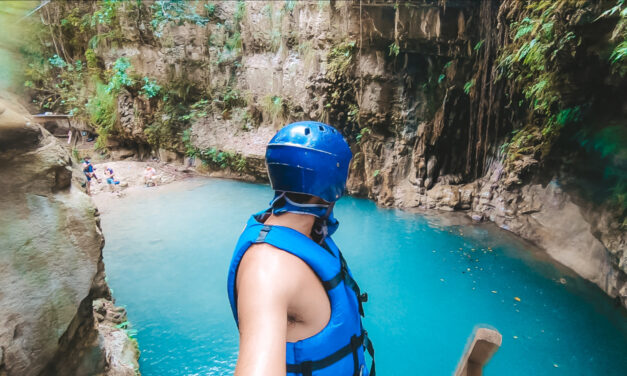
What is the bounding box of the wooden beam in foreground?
[454,327,502,376]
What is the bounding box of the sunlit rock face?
[0,95,138,376]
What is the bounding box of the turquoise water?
[101,178,627,375]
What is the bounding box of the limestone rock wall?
[34,1,626,309]
[0,95,138,375]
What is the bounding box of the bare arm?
[235,244,298,376]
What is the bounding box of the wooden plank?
[455,327,502,376]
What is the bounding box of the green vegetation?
[18,0,256,161]
[233,0,246,24]
[106,57,134,94]
[356,127,371,143]
[183,129,247,172]
[323,40,361,139]
[598,0,627,75]
[200,148,247,171]
[141,77,161,99]
[284,1,297,13]
[495,0,626,220]
[91,0,121,27]
[87,83,117,150]
[496,0,595,165]
[327,40,356,79]
[388,42,400,57]
[262,95,288,125]
[463,79,475,95]
[151,0,210,37]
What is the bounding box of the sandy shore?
[89,160,200,213]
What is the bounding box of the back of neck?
[264,212,316,239]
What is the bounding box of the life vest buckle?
[358,292,368,303]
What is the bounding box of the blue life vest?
[227,212,376,376]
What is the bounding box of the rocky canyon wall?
[0,95,139,375]
[22,1,626,308]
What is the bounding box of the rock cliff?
[0,95,139,375]
[21,1,626,308]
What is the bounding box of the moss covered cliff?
[14,0,627,307]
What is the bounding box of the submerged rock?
[0,95,139,376]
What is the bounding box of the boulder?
[0,95,139,376]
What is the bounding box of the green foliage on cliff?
[497,0,626,219]
[200,148,247,171]
[141,77,161,99]
[388,42,400,57]
[497,1,599,166]
[327,41,357,80]
[463,79,475,95]
[323,40,361,139]
[91,0,121,27]
[233,0,246,24]
[106,57,134,94]
[262,95,288,125]
[87,83,117,150]
[599,0,627,75]
[151,0,210,37]
[183,129,247,172]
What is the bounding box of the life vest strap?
[255,225,272,242]
[322,252,368,317]
[286,331,373,375]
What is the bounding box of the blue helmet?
[265,121,353,202]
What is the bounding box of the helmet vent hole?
[304,127,310,135]
[319,125,325,132]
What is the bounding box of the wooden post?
[455,327,502,376]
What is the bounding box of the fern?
[463,79,475,95]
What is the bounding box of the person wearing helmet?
[227,121,375,376]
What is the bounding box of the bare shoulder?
[237,243,309,294]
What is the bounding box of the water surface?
[101,178,627,375]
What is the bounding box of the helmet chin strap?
[268,191,340,243]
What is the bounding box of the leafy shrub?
[141,77,161,98]
[91,0,120,27]
[151,0,210,37]
[196,147,248,171]
[106,57,133,94]
[48,54,67,68]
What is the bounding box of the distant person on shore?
[104,166,120,192]
[82,157,100,195]
[144,166,158,187]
